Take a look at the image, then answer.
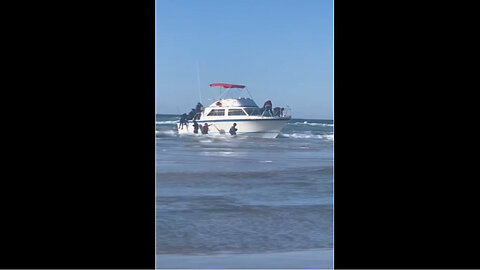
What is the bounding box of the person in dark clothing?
[179,113,188,129]
[195,102,203,112]
[201,123,210,134]
[273,107,281,117]
[229,123,237,135]
[280,107,285,117]
[263,100,273,116]
[195,102,203,120]
[187,109,196,120]
[193,120,199,134]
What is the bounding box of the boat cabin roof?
[208,98,258,108]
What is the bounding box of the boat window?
[228,109,246,116]
[207,109,225,116]
[243,107,262,116]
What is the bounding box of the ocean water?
[156,114,333,268]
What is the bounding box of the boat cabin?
[200,98,267,119]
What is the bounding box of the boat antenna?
[245,87,254,100]
[196,61,202,103]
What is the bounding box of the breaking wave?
[155,130,334,141]
[278,133,334,141]
[156,120,178,125]
[155,130,178,137]
[289,121,334,127]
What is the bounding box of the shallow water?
[156,248,333,268]
[156,114,333,268]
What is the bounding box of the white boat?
[177,83,291,138]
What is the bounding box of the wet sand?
[156,248,333,269]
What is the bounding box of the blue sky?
[156,0,333,119]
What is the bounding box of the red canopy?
[210,83,245,89]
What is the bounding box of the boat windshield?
[207,109,225,116]
[228,109,247,116]
[243,107,262,116]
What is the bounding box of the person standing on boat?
[187,108,196,120]
[263,100,273,116]
[229,123,237,135]
[195,102,203,120]
[273,107,281,117]
[193,120,199,134]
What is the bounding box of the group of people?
[192,120,209,134]
[273,107,285,117]
[261,100,284,117]
[179,102,204,129]
[187,121,237,135]
[178,101,237,135]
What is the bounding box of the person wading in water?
[229,123,237,135]
[201,123,210,134]
[193,120,199,134]
[179,113,188,129]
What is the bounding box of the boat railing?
[261,109,273,117]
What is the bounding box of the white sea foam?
[280,133,334,141]
[201,150,240,157]
[156,120,178,125]
[323,134,334,141]
[290,122,334,127]
[155,130,178,137]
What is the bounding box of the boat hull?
[177,118,289,138]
